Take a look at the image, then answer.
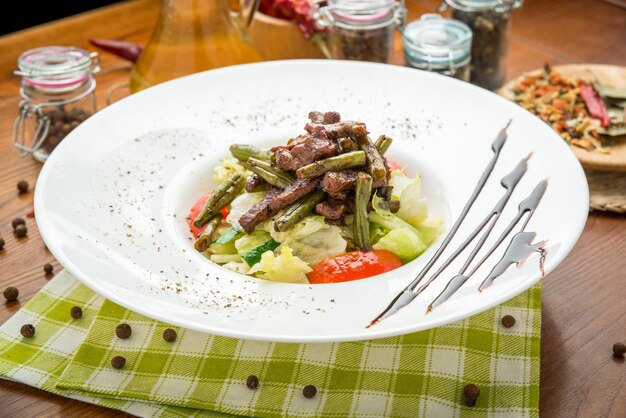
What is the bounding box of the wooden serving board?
[500,64,626,172]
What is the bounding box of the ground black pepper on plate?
[303,384,317,399]
[43,263,54,275]
[20,324,35,338]
[451,9,509,90]
[111,355,126,369]
[246,375,259,390]
[116,323,132,339]
[14,224,27,238]
[613,342,626,357]
[3,286,19,302]
[71,306,83,319]
[163,328,177,342]
[463,383,480,406]
[12,218,25,229]
[17,180,29,194]
[501,315,515,328]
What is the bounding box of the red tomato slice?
[187,193,229,237]
[307,250,403,284]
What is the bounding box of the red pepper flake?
[26,209,35,219]
[579,84,611,128]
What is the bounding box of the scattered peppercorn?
[71,306,83,319]
[20,324,35,338]
[14,224,27,238]
[463,384,480,406]
[3,286,19,302]
[613,342,626,357]
[111,355,126,369]
[12,218,25,230]
[0,238,4,251]
[17,180,29,194]
[163,328,177,343]
[501,315,516,328]
[303,384,317,399]
[44,263,54,275]
[116,323,132,339]
[246,375,259,389]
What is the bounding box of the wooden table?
[0,0,624,416]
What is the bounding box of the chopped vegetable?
[580,84,611,128]
[373,228,427,263]
[354,172,372,250]
[274,190,326,232]
[416,219,446,246]
[194,215,222,252]
[194,173,245,228]
[296,151,366,179]
[213,156,249,183]
[226,192,265,228]
[355,135,387,185]
[241,239,280,267]
[248,245,311,283]
[230,144,272,162]
[307,250,403,284]
[374,135,393,155]
[187,193,229,237]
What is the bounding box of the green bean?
[229,144,272,162]
[338,137,357,153]
[194,215,222,252]
[274,191,326,232]
[243,162,292,189]
[374,135,393,156]
[247,157,295,184]
[193,173,245,228]
[296,151,366,179]
[354,172,372,250]
[356,136,387,182]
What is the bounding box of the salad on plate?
[187,111,443,284]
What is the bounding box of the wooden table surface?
[0,0,625,416]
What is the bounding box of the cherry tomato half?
[307,250,403,284]
[187,193,229,237]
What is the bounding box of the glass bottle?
[13,46,100,162]
[312,0,407,63]
[130,0,262,92]
[403,14,472,81]
[443,0,522,90]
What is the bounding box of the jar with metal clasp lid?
[441,0,522,90]
[403,14,472,81]
[312,0,407,63]
[13,46,100,162]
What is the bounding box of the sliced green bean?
[374,135,393,156]
[274,191,326,232]
[193,173,245,228]
[229,144,272,162]
[243,162,292,188]
[356,136,387,182]
[296,151,366,179]
[354,172,372,250]
[338,137,357,153]
[248,157,295,184]
[194,215,222,252]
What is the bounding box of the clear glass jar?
[13,46,100,162]
[312,0,407,63]
[403,14,472,81]
[443,0,522,90]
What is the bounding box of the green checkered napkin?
[0,271,541,417]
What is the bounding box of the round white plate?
[35,60,588,342]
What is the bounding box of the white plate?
[35,61,588,342]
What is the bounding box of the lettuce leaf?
[248,245,311,284]
[373,228,427,262]
[213,156,249,183]
[416,219,445,246]
[390,171,428,226]
[226,192,264,229]
[267,215,347,266]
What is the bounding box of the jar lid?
[444,0,522,12]
[403,14,472,66]
[321,0,398,28]
[15,46,100,88]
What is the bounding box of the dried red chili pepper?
[579,83,610,128]
[259,0,320,40]
[89,38,144,63]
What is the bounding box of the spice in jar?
[13,46,99,162]
[403,14,472,81]
[444,0,522,90]
[313,0,406,63]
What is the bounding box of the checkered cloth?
[0,271,541,417]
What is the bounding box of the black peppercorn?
[163,328,177,342]
[303,385,317,399]
[20,324,35,338]
[44,263,54,275]
[12,218,25,230]
[116,323,132,339]
[463,384,480,406]
[71,306,83,319]
[14,224,27,238]
[613,342,626,357]
[0,238,4,251]
[246,375,259,389]
[501,315,516,328]
[111,355,126,369]
[17,180,29,194]
[3,286,19,302]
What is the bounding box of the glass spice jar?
[13,46,100,162]
[312,0,407,63]
[443,0,522,90]
[403,14,472,81]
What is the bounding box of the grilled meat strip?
[322,170,358,193]
[238,187,282,234]
[268,178,319,212]
[273,128,338,171]
[315,199,346,220]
